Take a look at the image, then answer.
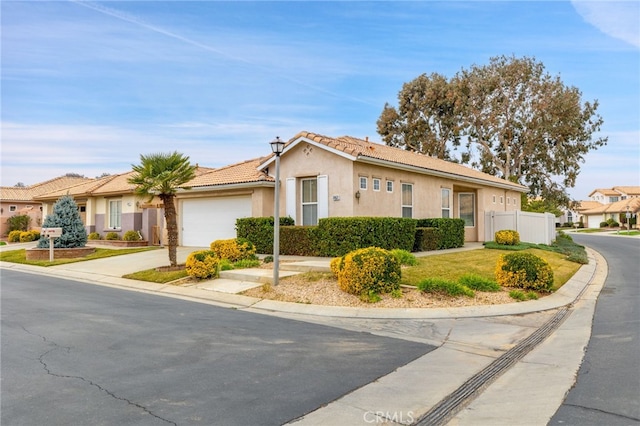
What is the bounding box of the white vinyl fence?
[485,211,556,245]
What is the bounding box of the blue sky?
[1,1,638,200]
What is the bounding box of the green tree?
[377,72,462,161]
[128,152,197,266]
[6,214,31,233]
[37,195,87,248]
[378,55,607,207]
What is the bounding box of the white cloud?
[571,1,640,48]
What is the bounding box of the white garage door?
[181,196,252,247]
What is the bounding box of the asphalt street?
[549,234,640,425]
[1,270,434,426]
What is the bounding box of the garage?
[181,196,252,247]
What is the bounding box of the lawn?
[400,247,581,291]
[0,247,160,267]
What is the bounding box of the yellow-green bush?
[495,252,553,292]
[123,230,141,241]
[88,232,101,240]
[186,250,220,279]
[335,247,401,296]
[209,238,256,262]
[495,229,520,245]
[105,232,120,240]
[19,230,40,242]
[8,230,23,242]
[330,257,343,277]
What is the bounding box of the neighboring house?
[0,175,91,237]
[174,131,528,246]
[571,186,640,228]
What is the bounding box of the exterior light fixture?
[270,137,285,285]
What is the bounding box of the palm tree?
[128,152,197,266]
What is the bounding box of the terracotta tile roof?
[589,188,622,197]
[612,186,640,196]
[291,131,528,191]
[573,200,603,212]
[184,158,271,188]
[1,175,93,201]
[581,197,640,214]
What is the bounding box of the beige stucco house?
[175,131,528,246]
[573,186,640,228]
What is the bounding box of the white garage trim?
[181,196,252,247]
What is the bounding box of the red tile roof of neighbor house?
[574,200,604,212]
[588,186,640,197]
[290,131,528,191]
[581,197,640,214]
[0,175,92,201]
[33,166,216,200]
[184,158,271,188]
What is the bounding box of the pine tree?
[37,195,87,248]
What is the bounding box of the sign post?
[41,228,63,262]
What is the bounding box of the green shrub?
[495,229,520,245]
[415,218,465,249]
[336,247,401,296]
[87,232,101,240]
[105,232,120,240]
[218,258,234,271]
[315,217,416,257]
[233,258,261,269]
[0,241,6,246]
[417,278,475,297]
[413,227,439,252]
[509,290,539,301]
[390,249,418,266]
[123,230,141,241]
[8,230,22,243]
[185,250,219,279]
[458,274,501,292]
[606,218,619,227]
[263,255,274,264]
[495,252,554,292]
[210,238,256,262]
[599,221,608,228]
[6,214,31,233]
[236,216,294,254]
[280,226,320,256]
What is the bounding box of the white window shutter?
[318,175,329,219]
[286,178,296,223]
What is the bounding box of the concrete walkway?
[0,240,608,425]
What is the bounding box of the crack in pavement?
[21,326,178,426]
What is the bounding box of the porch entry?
[286,175,328,225]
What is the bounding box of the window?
[359,176,367,190]
[109,200,122,229]
[373,178,381,191]
[507,197,510,205]
[441,188,451,218]
[401,183,413,218]
[301,178,318,226]
[459,193,475,227]
[492,195,496,204]
[9,205,16,212]
[500,196,504,204]
[386,180,394,193]
[513,197,517,206]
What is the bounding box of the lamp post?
[270,136,285,286]
[626,205,631,235]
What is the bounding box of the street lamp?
[270,136,285,286]
[626,205,631,234]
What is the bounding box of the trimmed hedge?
[413,227,439,252]
[280,226,320,256]
[416,218,465,249]
[315,217,416,257]
[236,217,294,254]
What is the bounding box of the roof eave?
[356,156,528,193]
[177,181,274,194]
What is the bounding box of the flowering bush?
[335,247,401,296]
[209,238,256,262]
[495,252,553,292]
[19,230,40,242]
[495,229,520,245]
[186,250,220,279]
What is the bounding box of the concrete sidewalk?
[0,241,605,425]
